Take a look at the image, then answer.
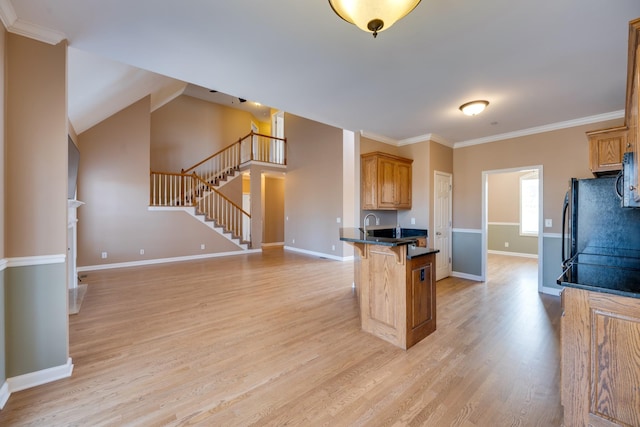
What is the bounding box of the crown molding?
[0,0,66,45]
[453,110,625,149]
[360,131,453,148]
[398,133,453,148]
[359,130,399,146]
[360,110,624,150]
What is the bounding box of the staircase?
[150,131,286,249]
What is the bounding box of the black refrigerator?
[558,175,640,297]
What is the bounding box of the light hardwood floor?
[0,250,563,426]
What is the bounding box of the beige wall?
[78,97,241,267]
[150,95,268,172]
[453,118,623,231]
[3,33,69,383]
[263,176,285,243]
[488,171,525,223]
[6,35,68,257]
[284,114,344,255]
[397,141,429,229]
[361,136,402,156]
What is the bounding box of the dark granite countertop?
[557,246,640,299]
[339,228,439,259]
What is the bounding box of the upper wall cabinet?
[587,126,631,175]
[361,152,413,210]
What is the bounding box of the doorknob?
[436,232,442,236]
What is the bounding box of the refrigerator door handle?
[561,192,569,266]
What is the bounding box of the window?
[520,173,539,236]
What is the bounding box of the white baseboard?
[488,250,538,259]
[284,246,353,262]
[451,271,484,282]
[0,381,9,409]
[78,249,261,272]
[541,286,562,296]
[3,357,73,406]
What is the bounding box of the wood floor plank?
[0,251,563,426]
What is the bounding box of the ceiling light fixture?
[459,100,489,116]
[329,0,421,38]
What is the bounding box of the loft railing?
[239,131,287,165]
[149,171,251,244]
[182,132,286,183]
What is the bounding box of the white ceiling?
[3,0,640,145]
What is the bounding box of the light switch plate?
[545,219,552,227]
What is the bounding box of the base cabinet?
[561,287,640,426]
[357,244,436,350]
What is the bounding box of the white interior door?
[434,171,452,280]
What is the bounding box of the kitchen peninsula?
[340,228,439,350]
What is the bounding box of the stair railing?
[150,171,251,244]
[192,174,251,243]
[182,141,242,186]
[150,171,196,207]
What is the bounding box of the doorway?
[482,166,544,293]
[434,171,452,280]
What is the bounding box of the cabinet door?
[406,255,436,348]
[589,130,627,174]
[562,288,640,427]
[378,158,397,208]
[361,155,378,210]
[396,162,412,208]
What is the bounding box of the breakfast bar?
[340,227,439,350]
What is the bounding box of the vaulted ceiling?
[3,1,640,146]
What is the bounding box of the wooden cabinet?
[561,287,640,426]
[356,243,436,349]
[587,126,631,175]
[361,152,412,210]
[406,254,436,348]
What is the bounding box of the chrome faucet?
[363,213,378,236]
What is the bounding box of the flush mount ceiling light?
[329,0,421,38]
[459,100,489,116]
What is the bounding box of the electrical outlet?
[292,238,295,244]
[376,218,380,225]
[504,242,509,248]
[336,217,341,224]
[332,245,336,251]
[101,252,107,259]
[411,218,416,225]
[200,244,205,250]
[139,249,145,255]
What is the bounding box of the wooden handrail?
[182,141,241,174]
[150,170,191,177]
[192,173,251,217]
